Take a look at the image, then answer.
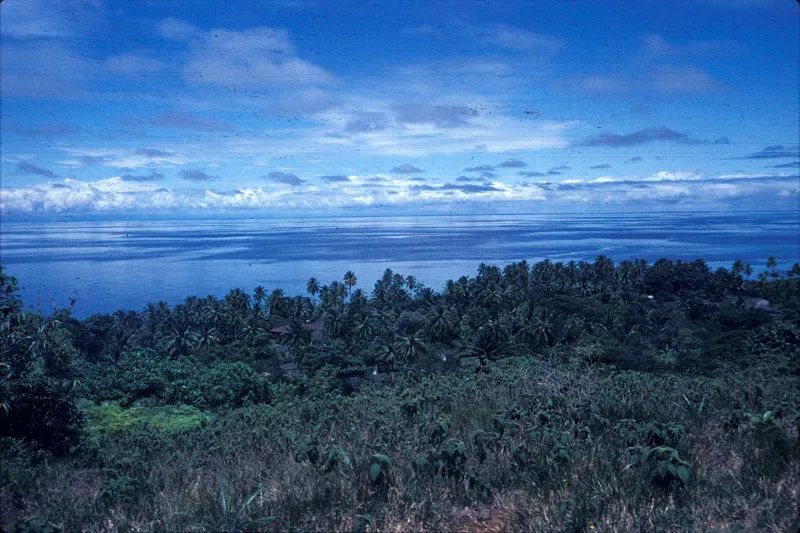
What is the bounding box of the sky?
[1,0,798,217]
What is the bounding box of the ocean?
[1,211,797,319]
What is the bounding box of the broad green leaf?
[369,463,382,482]
[372,453,392,465]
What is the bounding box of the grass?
[80,401,213,437]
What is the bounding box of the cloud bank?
[3,172,795,215]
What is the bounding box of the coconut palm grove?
[1,257,799,531]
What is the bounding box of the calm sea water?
[1,212,797,319]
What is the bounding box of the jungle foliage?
[1,256,799,532]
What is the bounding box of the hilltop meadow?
[1,257,799,532]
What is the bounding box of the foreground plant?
[626,445,691,488]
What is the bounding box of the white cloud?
[0,0,83,39]
[313,101,574,157]
[716,172,795,180]
[643,34,680,55]
[641,170,703,181]
[89,177,164,194]
[644,34,740,56]
[478,25,563,53]
[569,66,719,96]
[102,54,167,77]
[266,87,343,116]
[181,26,334,90]
[651,65,718,94]
[0,178,162,213]
[2,172,796,214]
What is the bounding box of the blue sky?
[1,0,798,216]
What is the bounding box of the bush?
[90,351,270,409]
[0,378,83,455]
[174,361,271,408]
[0,270,84,455]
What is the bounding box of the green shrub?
[0,379,83,455]
[368,453,392,485]
[626,445,691,488]
[179,361,271,408]
[91,351,270,409]
[82,401,212,437]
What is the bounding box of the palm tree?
[349,288,368,308]
[329,281,346,306]
[306,277,320,303]
[352,314,375,343]
[280,317,311,347]
[203,300,222,329]
[392,273,406,290]
[594,255,615,287]
[225,288,251,315]
[482,264,502,287]
[318,285,331,308]
[142,302,166,347]
[181,296,203,324]
[766,256,780,278]
[504,259,529,288]
[253,286,266,313]
[196,328,220,353]
[288,296,313,321]
[468,326,506,371]
[482,288,504,313]
[398,331,428,361]
[165,327,199,358]
[343,271,357,299]
[221,304,244,342]
[379,339,398,371]
[268,289,285,316]
[372,280,388,304]
[532,311,556,348]
[324,307,347,338]
[731,259,745,278]
[456,276,470,303]
[107,324,131,364]
[235,318,257,345]
[417,286,436,306]
[426,306,454,342]
[405,275,418,296]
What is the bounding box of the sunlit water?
[1,212,797,318]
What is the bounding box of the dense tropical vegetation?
[1,256,799,532]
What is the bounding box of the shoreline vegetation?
[1,256,799,532]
